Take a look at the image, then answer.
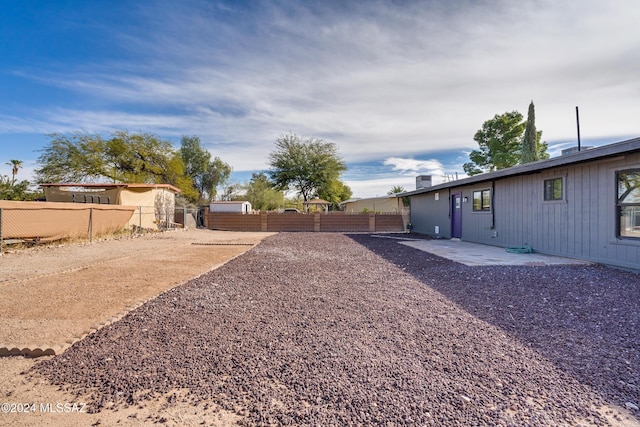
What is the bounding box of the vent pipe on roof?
[576,106,581,152]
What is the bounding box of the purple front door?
[451,193,462,238]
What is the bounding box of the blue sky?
[1,0,639,198]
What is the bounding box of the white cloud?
[344,176,417,199]
[2,0,640,193]
[382,158,445,177]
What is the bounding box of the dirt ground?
[0,228,273,426]
[1,230,638,426]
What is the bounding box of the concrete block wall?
[375,214,406,232]
[208,213,262,231]
[319,213,371,232]
[206,212,405,233]
[267,214,315,232]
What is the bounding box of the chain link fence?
[174,206,205,229]
[0,202,213,254]
[0,204,207,253]
[129,206,203,231]
[104,205,190,232]
[0,204,130,253]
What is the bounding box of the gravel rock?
[34,233,640,425]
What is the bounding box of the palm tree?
[388,185,410,207]
[387,185,405,195]
[6,160,22,185]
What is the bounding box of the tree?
[463,111,525,176]
[521,101,549,164]
[0,176,41,201]
[35,132,105,183]
[536,133,549,161]
[35,131,182,185]
[204,157,232,202]
[245,172,285,211]
[180,136,232,203]
[388,185,410,207]
[0,160,42,200]
[267,133,347,202]
[521,101,538,164]
[464,106,551,175]
[317,179,352,209]
[106,131,180,184]
[388,185,405,195]
[6,160,23,185]
[218,183,244,201]
[167,152,199,203]
[33,130,236,203]
[0,159,43,201]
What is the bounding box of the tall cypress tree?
[521,101,538,163]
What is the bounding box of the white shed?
[209,201,252,214]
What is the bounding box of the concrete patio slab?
[398,238,593,267]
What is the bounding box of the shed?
[40,183,181,230]
[209,201,252,214]
[402,136,640,271]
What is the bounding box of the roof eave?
[401,136,640,196]
[39,183,181,193]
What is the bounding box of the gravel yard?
[33,232,640,426]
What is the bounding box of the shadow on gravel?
[348,233,640,418]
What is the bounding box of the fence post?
[0,208,3,254]
[89,208,93,243]
[139,206,142,233]
[314,213,321,232]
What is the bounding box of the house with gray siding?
[403,137,640,270]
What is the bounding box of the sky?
[1,0,639,198]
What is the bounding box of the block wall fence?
[206,212,406,233]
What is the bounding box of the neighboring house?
[40,183,181,230]
[340,195,406,213]
[402,137,640,270]
[209,201,252,214]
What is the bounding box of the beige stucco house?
[41,183,181,230]
[339,195,406,214]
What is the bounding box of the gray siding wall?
[460,183,494,242]
[409,191,450,237]
[409,153,640,269]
